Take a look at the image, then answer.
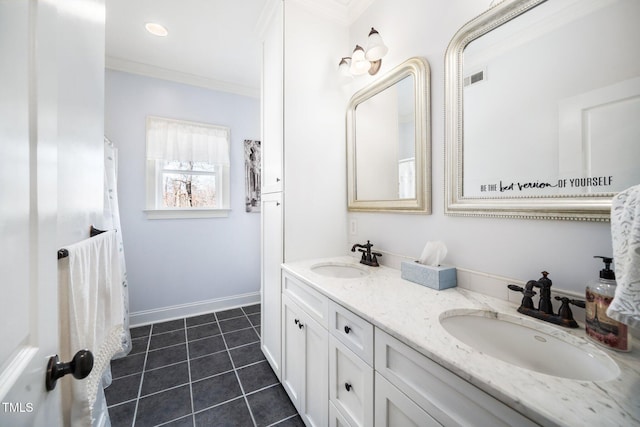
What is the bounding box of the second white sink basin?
[440,310,620,381]
[310,262,369,279]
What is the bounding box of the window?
[145,116,231,219]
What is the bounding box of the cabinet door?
[261,0,283,194]
[281,294,305,409]
[282,294,329,427]
[329,335,374,427]
[261,192,283,378]
[375,373,440,427]
[301,307,328,427]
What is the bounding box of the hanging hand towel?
[59,230,125,426]
[607,184,640,328]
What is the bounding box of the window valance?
[146,116,230,165]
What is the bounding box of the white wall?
[345,0,613,295]
[56,0,106,247]
[105,70,260,317]
[283,1,350,262]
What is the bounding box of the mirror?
[347,57,431,212]
[445,0,640,220]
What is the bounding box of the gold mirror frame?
[444,0,615,221]
[347,56,431,213]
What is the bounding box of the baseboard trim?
[129,292,261,327]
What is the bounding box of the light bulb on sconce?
[338,27,388,77]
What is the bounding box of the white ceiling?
[105,0,372,98]
[105,0,267,98]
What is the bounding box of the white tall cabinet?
[259,0,349,392]
[260,0,284,379]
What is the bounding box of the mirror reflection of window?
[355,76,416,201]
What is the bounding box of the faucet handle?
[508,284,536,297]
[508,284,536,310]
[554,296,584,327]
[554,296,585,309]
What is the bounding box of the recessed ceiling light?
[145,22,168,37]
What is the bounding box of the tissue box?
[401,261,457,290]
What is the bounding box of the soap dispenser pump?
[585,256,629,351]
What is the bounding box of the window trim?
[145,116,231,219]
[143,208,230,220]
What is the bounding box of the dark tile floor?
[105,304,304,427]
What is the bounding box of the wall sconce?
[339,27,388,77]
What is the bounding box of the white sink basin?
[440,310,620,381]
[310,262,370,279]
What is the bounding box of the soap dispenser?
[585,256,629,351]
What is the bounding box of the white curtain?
[103,137,131,356]
[146,116,230,165]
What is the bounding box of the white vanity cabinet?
[281,273,329,427]
[328,301,374,427]
[279,265,540,427]
[375,328,538,427]
[329,335,374,427]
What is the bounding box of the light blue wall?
[105,69,260,316]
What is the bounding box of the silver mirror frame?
[347,56,431,213]
[445,0,612,221]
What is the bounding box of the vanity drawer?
[374,328,537,427]
[375,372,440,427]
[329,401,353,427]
[329,335,373,427]
[282,271,329,328]
[329,300,374,366]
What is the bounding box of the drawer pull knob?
[298,322,304,329]
[344,326,351,334]
[344,382,352,392]
[294,319,299,325]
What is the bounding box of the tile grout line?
[242,306,262,340]
[214,310,259,427]
[183,318,197,427]
[130,325,153,427]
[112,305,277,427]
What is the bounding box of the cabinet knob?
[298,322,304,329]
[276,177,281,182]
[294,319,299,325]
[344,382,352,392]
[344,326,351,334]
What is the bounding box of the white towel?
[607,184,640,328]
[59,230,125,426]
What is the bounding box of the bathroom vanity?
[273,257,639,427]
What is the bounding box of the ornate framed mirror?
[445,0,640,220]
[347,57,431,213]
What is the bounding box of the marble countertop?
[282,256,640,427]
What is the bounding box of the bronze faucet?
[508,271,585,328]
[351,240,382,267]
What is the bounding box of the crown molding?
[105,56,260,98]
[286,0,374,26]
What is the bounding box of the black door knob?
[344,382,352,392]
[45,349,94,391]
[344,326,351,334]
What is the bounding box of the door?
[0,1,62,426]
[260,192,283,378]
